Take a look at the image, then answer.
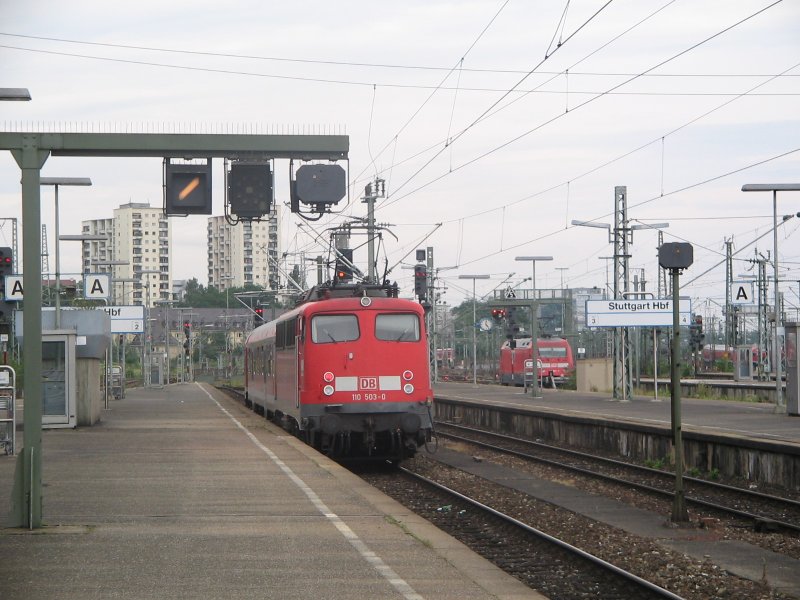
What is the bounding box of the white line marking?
[199,384,424,600]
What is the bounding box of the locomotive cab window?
[539,347,567,358]
[311,314,359,344]
[375,313,420,342]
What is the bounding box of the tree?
[177,278,222,308]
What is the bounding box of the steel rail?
[399,467,686,600]
[436,422,800,533]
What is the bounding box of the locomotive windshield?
[311,314,360,343]
[375,313,420,342]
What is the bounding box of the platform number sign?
[730,281,755,305]
[84,273,111,300]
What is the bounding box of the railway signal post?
[659,242,693,524]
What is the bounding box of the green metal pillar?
[670,268,688,523]
[9,138,48,528]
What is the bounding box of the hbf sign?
[586,298,692,328]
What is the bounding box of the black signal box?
[229,163,273,218]
[165,162,213,216]
[658,242,693,270]
[294,164,346,206]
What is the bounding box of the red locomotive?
[499,336,575,387]
[244,283,433,461]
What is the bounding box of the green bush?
[562,373,577,390]
[645,457,666,470]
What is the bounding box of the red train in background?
[244,283,433,461]
[499,337,575,387]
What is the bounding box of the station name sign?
[586,298,692,328]
[606,300,670,312]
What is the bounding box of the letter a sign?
[730,281,755,305]
[84,273,111,301]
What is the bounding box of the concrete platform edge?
[278,432,541,599]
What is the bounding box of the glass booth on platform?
[16,309,111,428]
[733,345,754,382]
[41,332,77,428]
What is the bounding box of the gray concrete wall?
[76,358,102,426]
[434,397,800,488]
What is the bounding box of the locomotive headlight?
[403,383,414,394]
[402,370,413,381]
[323,371,335,383]
[323,385,335,396]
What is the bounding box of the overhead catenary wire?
[6,42,796,99]
[381,1,615,202]
[2,30,798,80]
[364,0,678,202]
[379,1,786,211]
[376,52,799,234]
[443,146,800,275]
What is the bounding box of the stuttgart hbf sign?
[585,298,692,328]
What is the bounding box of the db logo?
[359,377,378,390]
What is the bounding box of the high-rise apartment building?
[80,217,114,272]
[82,202,172,305]
[207,206,280,291]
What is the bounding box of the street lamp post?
[41,177,92,328]
[458,275,490,386]
[556,266,569,335]
[113,276,138,397]
[0,88,31,101]
[515,257,553,398]
[221,276,234,380]
[155,300,175,385]
[138,269,161,386]
[742,183,800,412]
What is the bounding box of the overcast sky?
[1,0,799,315]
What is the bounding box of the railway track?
[361,466,685,600]
[435,421,800,534]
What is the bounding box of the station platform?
[0,383,537,600]
[432,381,800,447]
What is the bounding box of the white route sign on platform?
[38,305,145,334]
[100,305,145,334]
[585,299,692,328]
